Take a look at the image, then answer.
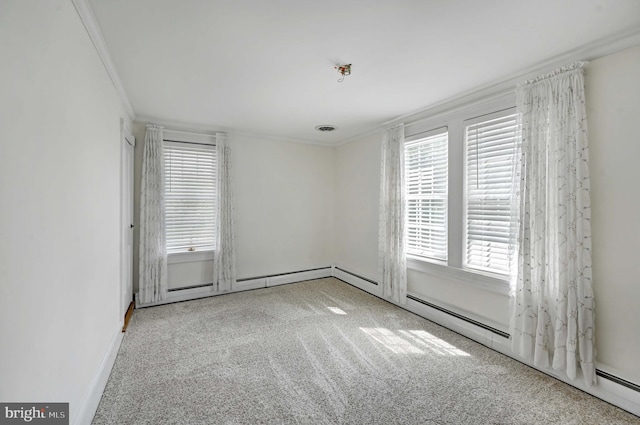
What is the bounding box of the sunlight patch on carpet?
[327,306,347,315]
[400,330,471,357]
[360,327,424,354]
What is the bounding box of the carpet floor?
[93,278,640,424]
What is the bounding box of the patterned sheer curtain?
[510,62,595,386]
[213,133,236,292]
[139,125,168,303]
[378,124,407,304]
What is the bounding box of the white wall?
[334,44,640,385]
[0,0,128,422]
[131,126,335,291]
[334,133,381,281]
[586,44,640,383]
[233,135,334,279]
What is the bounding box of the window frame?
[404,126,449,263]
[403,95,514,295]
[462,107,517,278]
[162,129,217,261]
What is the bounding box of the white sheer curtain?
[139,125,168,304]
[510,62,595,386]
[213,133,236,292]
[378,124,407,304]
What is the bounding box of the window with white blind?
[164,141,216,253]
[404,129,448,261]
[464,110,517,275]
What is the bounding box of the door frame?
[120,118,135,328]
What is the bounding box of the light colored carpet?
[93,278,639,424]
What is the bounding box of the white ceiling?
[89,0,640,144]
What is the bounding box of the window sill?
[168,250,214,264]
[406,256,510,296]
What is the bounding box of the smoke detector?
[315,125,337,132]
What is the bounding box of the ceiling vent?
[315,125,337,132]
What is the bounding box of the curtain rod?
[163,139,215,147]
[519,61,588,86]
[162,128,226,138]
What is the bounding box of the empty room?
[1,0,640,424]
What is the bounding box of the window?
[464,110,517,275]
[403,100,516,291]
[404,129,448,261]
[164,141,216,253]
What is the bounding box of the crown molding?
[134,115,336,147]
[71,0,136,122]
[336,26,640,147]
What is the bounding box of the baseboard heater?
[334,267,379,286]
[166,266,333,292]
[596,369,640,393]
[168,283,213,292]
[406,294,640,393]
[406,294,510,339]
[236,266,332,282]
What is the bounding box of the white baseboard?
[489,341,640,417]
[267,267,332,287]
[137,267,334,308]
[333,266,640,418]
[75,329,124,425]
[332,266,380,297]
[136,285,217,308]
[234,278,266,292]
[593,375,640,417]
[235,268,333,291]
[404,297,498,350]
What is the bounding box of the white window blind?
[404,129,448,261]
[464,111,517,275]
[164,141,216,253]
